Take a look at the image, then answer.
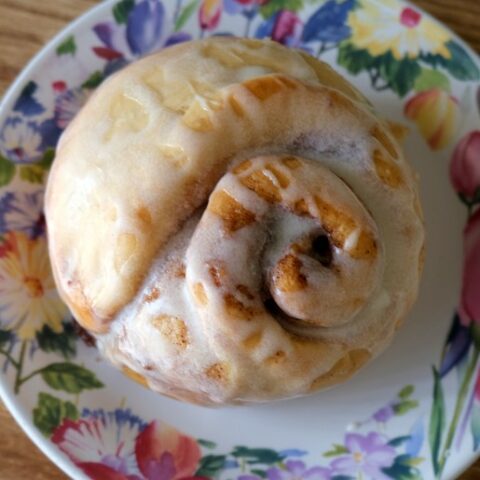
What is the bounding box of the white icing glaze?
[46,38,425,405]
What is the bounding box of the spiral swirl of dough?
[46,38,424,405]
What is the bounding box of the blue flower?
[0,117,42,164]
[0,190,45,238]
[268,460,331,480]
[439,313,472,377]
[302,0,354,44]
[37,118,62,151]
[92,0,191,63]
[404,416,424,457]
[53,85,90,130]
[255,10,303,47]
[81,407,148,431]
[13,81,45,117]
[53,408,147,477]
[127,0,165,55]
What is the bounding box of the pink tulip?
[450,130,480,199]
[459,208,480,326]
[404,88,459,150]
[272,11,303,46]
[199,0,222,30]
[475,366,480,402]
[135,421,201,480]
[235,0,267,5]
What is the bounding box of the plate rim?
[0,0,479,479]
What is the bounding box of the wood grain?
[0,1,479,479]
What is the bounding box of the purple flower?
[372,405,395,423]
[302,0,354,44]
[224,0,267,16]
[330,433,395,480]
[93,0,191,62]
[127,0,165,55]
[267,460,331,480]
[0,190,45,238]
[52,83,91,129]
[256,10,303,47]
[13,81,45,117]
[0,117,42,164]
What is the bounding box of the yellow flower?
[348,0,451,60]
[404,88,459,150]
[0,232,67,339]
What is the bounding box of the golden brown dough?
[45,38,424,405]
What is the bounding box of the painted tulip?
[236,0,266,5]
[450,130,480,199]
[272,11,303,46]
[459,208,480,326]
[199,0,222,30]
[135,421,201,479]
[404,88,459,150]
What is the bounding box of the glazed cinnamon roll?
[45,38,425,405]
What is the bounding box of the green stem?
[0,348,19,369]
[13,341,27,394]
[467,203,474,218]
[438,348,480,476]
[173,0,183,23]
[316,42,336,58]
[16,365,49,388]
[316,42,327,57]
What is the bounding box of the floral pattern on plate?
[48,386,424,480]
[0,0,479,479]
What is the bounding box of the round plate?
[0,1,479,479]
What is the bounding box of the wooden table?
[0,0,479,478]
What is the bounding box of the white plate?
[0,1,479,479]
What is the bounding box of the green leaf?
[56,36,76,56]
[429,367,446,476]
[231,446,283,465]
[195,454,226,477]
[445,41,480,81]
[19,165,44,184]
[0,329,13,348]
[0,155,16,187]
[393,399,419,415]
[251,470,267,478]
[175,0,199,31]
[198,439,217,449]
[388,435,411,447]
[337,43,376,75]
[82,71,104,90]
[413,68,451,93]
[260,0,303,18]
[36,323,77,360]
[38,148,55,170]
[377,53,421,97]
[33,392,78,437]
[113,0,135,24]
[323,443,349,457]
[382,458,422,480]
[18,149,55,184]
[402,457,425,467]
[398,384,415,399]
[41,362,104,393]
